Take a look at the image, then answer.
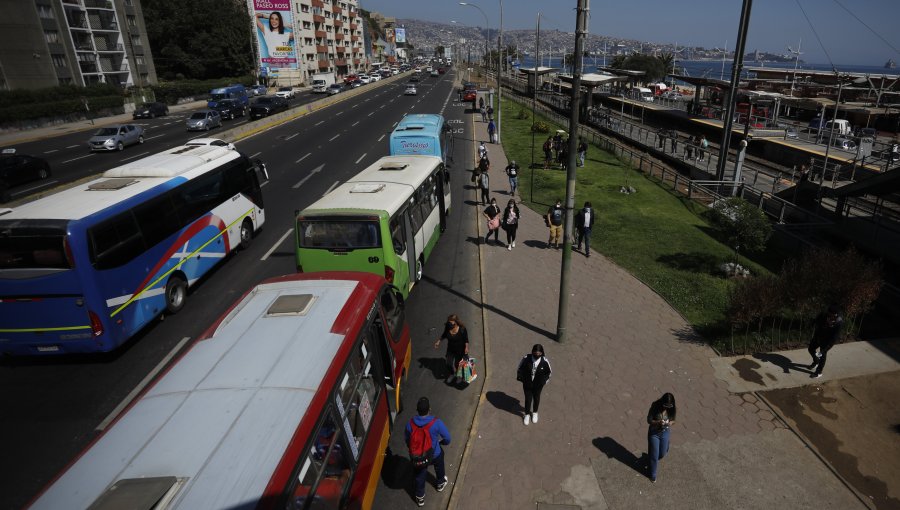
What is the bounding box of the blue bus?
[389,114,452,164]
[208,84,249,109]
[0,144,267,355]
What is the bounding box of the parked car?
[349,79,362,89]
[369,73,381,82]
[404,84,417,95]
[186,110,223,131]
[430,69,439,77]
[88,124,144,152]
[327,83,343,95]
[275,87,295,100]
[343,74,359,84]
[132,101,168,119]
[210,98,246,120]
[831,137,857,151]
[185,138,235,150]
[358,75,371,84]
[854,127,877,139]
[249,96,289,119]
[250,85,268,96]
[0,149,51,200]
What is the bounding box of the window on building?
[134,55,144,65]
[300,3,309,13]
[126,15,136,27]
[304,37,313,46]
[37,5,54,19]
[44,30,59,44]
[303,21,311,29]
[51,55,67,67]
[131,35,141,47]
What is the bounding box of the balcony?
[79,61,100,74]
[315,30,327,38]
[334,59,346,67]
[313,14,325,23]
[350,23,357,30]
[67,15,89,29]
[318,60,329,69]
[312,0,324,6]
[333,19,343,27]
[99,59,128,73]
[351,35,359,42]
[353,58,360,65]
[335,46,345,52]
[94,38,124,52]
[316,45,327,53]
[84,0,113,9]
[332,4,342,13]
[335,33,344,40]
[88,14,118,31]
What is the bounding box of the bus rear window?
[298,220,381,249]
[0,235,70,270]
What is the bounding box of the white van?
[823,119,852,136]
[635,87,654,102]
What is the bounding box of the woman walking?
[483,198,501,245]
[516,344,552,426]
[646,392,677,482]
[433,315,469,384]
[502,199,520,250]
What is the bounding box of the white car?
[425,66,433,72]
[275,87,295,99]
[369,73,381,82]
[430,69,439,77]
[358,75,371,84]
[404,84,417,95]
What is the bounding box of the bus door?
[368,317,397,422]
[436,168,447,232]
[401,207,418,287]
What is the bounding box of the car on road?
[358,75,371,84]
[438,67,446,74]
[404,84,417,95]
[430,69,439,77]
[831,137,857,152]
[132,101,168,119]
[369,73,381,82]
[250,85,268,96]
[327,83,343,95]
[0,149,51,200]
[275,86,295,100]
[409,74,421,82]
[210,98,246,120]
[185,110,223,131]
[425,66,433,72]
[185,138,236,150]
[88,124,144,152]
[249,96,289,119]
[349,79,362,89]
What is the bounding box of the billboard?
[385,28,395,44]
[395,28,406,44]
[252,0,297,69]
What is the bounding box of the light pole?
[459,3,489,72]
[460,1,502,143]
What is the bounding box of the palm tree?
[610,54,627,69]
[657,52,675,76]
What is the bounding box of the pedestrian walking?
[483,198,501,244]
[478,141,488,160]
[505,160,520,196]
[806,305,843,378]
[669,132,677,153]
[543,137,553,169]
[480,104,487,122]
[545,199,564,249]
[699,134,708,161]
[406,397,451,507]
[478,96,485,111]
[433,314,469,384]
[684,136,694,160]
[487,105,494,121]
[646,392,677,483]
[575,201,595,257]
[559,142,569,171]
[502,199,520,250]
[487,120,496,143]
[477,168,491,205]
[516,343,552,426]
[657,128,665,149]
[577,138,588,167]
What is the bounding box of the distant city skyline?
[362,0,899,67]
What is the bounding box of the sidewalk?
[450,131,883,508]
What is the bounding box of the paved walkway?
[449,118,884,508]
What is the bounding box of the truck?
[311,72,336,93]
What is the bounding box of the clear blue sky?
[361,0,899,67]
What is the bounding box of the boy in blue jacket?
[405,397,451,506]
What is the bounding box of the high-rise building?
[0,0,157,91]
[249,0,368,85]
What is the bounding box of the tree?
[434,46,445,57]
[709,197,772,264]
[610,55,627,69]
[656,52,675,78]
[143,0,254,80]
[616,54,667,83]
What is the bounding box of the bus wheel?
[239,219,254,249]
[415,257,424,281]
[165,276,187,314]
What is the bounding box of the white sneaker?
[507,244,512,251]
[523,414,531,426]
[532,412,539,424]
[512,241,516,248]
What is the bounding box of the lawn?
[499,98,776,338]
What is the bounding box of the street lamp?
[459,3,489,71]
[460,1,502,143]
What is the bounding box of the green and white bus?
[295,155,450,297]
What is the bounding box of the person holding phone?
[646,392,677,483]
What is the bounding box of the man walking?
[807,305,843,378]
[577,138,588,167]
[505,159,520,196]
[698,134,708,162]
[477,168,491,205]
[487,119,496,143]
[545,199,564,249]
[575,201,595,257]
[406,397,451,507]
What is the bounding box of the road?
[0,69,482,510]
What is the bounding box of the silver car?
[186,110,222,131]
[88,124,144,152]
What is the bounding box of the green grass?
[501,99,776,335]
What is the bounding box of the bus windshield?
[0,233,70,270]
[298,219,381,249]
[210,93,228,101]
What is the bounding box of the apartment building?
[0,0,156,91]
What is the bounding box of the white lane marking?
[377,134,385,142]
[43,149,58,154]
[295,152,311,164]
[66,144,80,149]
[352,121,359,127]
[292,163,324,189]
[355,152,367,164]
[335,111,343,116]
[261,228,293,261]
[96,336,191,431]
[13,179,58,195]
[146,134,165,141]
[379,105,385,109]
[62,154,94,164]
[392,121,398,128]
[285,132,299,141]
[329,134,340,141]
[368,112,374,117]
[119,151,150,162]
[261,180,270,187]
[249,151,261,159]
[315,120,324,126]
[323,180,340,196]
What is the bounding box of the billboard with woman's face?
[253,0,297,68]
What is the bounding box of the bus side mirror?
[393,288,405,307]
[253,158,269,181]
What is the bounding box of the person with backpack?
[516,343,552,426]
[406,397,451,506]
[545,199,564,249]
[487,119,496,143]
[505,160,520,196]
[487,105,494,121]
[483,197,501,245]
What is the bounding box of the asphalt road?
[0,69,481,510]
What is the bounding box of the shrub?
[531,121,550,133]
[709,197,772,263]
[516,108,529,120]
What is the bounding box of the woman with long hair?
[433,314,469,385]
[516,344,552,426]
[646,392,677,482]
[502,199,520,250]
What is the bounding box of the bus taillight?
[384,266,395,284]
[88,311,104,337]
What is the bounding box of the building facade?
[0,0,157,91]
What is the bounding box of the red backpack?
[408,418,436,468]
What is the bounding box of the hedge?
[0,83,121,109]
[149,75,255,105]
[0,95,123,124]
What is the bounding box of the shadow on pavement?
[592,436,648,476]
[417,356,452,380]
[485,390,523,417]
[752,352,814,375]
[668,326,710,347]
[380,446,415,499]
[522,239,551,249]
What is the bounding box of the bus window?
[336,334,380,459]
[289,411,352,510]
[0,233,70,270]
[89,212,145,269]
[380,289,403,340]
[389,217,405,255]
[298,220,381,250]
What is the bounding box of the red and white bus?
[29,271,411,510]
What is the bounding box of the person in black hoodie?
[575,201,595,257]
[501,199,520,250]
[517,343,552,426]
[806,304,843,378]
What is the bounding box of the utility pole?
[556,0,589,343]
[496,0,503,143]
[530,13,540,203]
[715,0,753,182]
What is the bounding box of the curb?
[446,102,491,510]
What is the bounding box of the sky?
[360,0,900,67]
